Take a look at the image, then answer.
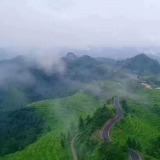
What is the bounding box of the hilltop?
[117,53,160,75]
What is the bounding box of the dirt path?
[70,134,78,160]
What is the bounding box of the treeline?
[60,121,77,149]
[146,136,160,160]
[78,106,114,140]
[58,99,129,160]
[121,100,131,113]
[93,142,128,160]
[0,108,45,157]
[121,100,136,115]
[74,103,127,160]
[59,106,114,150]
[152,104,160,115]
[126,137,142,151]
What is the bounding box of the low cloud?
[26,53,65,75]
[0,52,66,89]
[0,62,35,89]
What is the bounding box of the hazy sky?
[0,0,160,48]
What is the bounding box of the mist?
[0,52,65,90]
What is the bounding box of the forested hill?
[1,52,160,160]
[117,53,160,75]
[0,53,119,112]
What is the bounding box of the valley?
[0,53,160,160]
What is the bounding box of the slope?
[112,88,160,160]
[117,53,160,75]
[0,92,103,160]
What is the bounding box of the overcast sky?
[0,0,160,49]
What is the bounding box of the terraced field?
[0,92,103,160]
[112,88,160,159]
[112,115,160,148]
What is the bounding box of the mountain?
[96,57,117,66]
[1,52,160,160]
[0,53,124,112]
[58,46,160,60]
[117,53,160,75]
[66,52,78,61]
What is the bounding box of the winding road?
[102,97,141,160]
[102,98,123,141]
[128,149,141,160]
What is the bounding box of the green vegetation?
[112,88,160,160]
[0,108,45,156]
[0,92,103,160]
[126,137,142,151]
[117,53,160,75]
[93,143,128,160]
[74,100,127,160]
[0,53,124,113]
[1,53,160,160]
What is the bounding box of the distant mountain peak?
[66,52,78,61]
[134,53,148,58]
[138,53,146,56]
[118,53,160,75]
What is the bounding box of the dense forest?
[0,108,45,156]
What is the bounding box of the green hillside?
[74,102,128,160]
[112,88,160,160]
[1,53,160,160]
[0,92,103,160]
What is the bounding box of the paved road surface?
[102,97,123,141]
[102,97,141,160]
[128,149,141,160]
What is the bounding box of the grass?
[112,88,160,159]
[0,92,103,160]
[2,80,160,160]
[112,115,160,148]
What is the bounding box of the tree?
[136,142,142,151]
[121,100,129,113]
[78,116,84,130]
[153,104,160,115]
[95,143,127,160]
[86,115,91,124]
[47,125,51,132]
[132,138,136,149]
[67,130,72,141]
[127,137,132,148]
[120,144,128,152]
[70,121,76,134]
[106,99,112,104]
[61,139,65,148]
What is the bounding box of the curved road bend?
[102,97,141,160]
[102,97,123,141]
[128,149,141,160]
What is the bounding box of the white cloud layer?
[0,0,160,48]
